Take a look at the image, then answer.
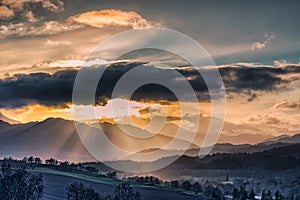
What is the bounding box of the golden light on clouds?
[0,5,15,20]
[0,99,154,123]
[68,9,161,29]
[0,0,299,157]
[0,98,211,126]
[0,104,73,123]
[69,98,151,122]
[48,59,108,68]
[1,0,63,12]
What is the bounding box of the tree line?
[66,182,141,200]
[0,159,141,200]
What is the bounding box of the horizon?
[0,1,300,199]
[0,1,299,164]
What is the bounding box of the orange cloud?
[25,10,37,22]
[2,0,63,12]
[0,9,160,38]
[0,104,73,123]
[68,9,161,29]
[0,99,153,123]
[0,5,15,20]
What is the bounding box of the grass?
[28,167,203,196]
[30,167,203,198]
[30,167,124,185]
[30,167,162,190]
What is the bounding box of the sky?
[0,0,299,142]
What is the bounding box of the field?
[31,168,207,200]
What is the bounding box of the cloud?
[217,62,300,101]
[25,10,37,22]
[0,9,160,38]
[0,70,77,108]
[0,62,207,108]
[0,5,15,20]
[219,63,285,91]
[247,101,300,134]
[41,0,63,13]
[0,21,83,38]
[0,0,69,38]
[1,0,63,12]
[273,60,288,67]
[48,58,110,67]
[0,61,298,108]
[45,39,72,46]
[0,0,64,32]
[274,101,300,110]
[251,33,275,51]
[67,9,161,29]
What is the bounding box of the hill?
[0,117,298,163]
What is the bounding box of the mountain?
[0,118,198,162]
[0,118,95,162]
[0,112,20,124]
[0,117,298,162]
[218,133,273,145]
[136,140,297,158]
[260,133,300,145]
[136,132,300,157]
[104,143,300,179]
[100,115,276,146]
[169,143,300,170]
[100,122,199,151]
[0,120,12,130]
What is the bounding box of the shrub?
[66,182,100,200]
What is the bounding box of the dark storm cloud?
[95,62,209,103]
[220,66,285,91]
[0,70,76,108]
[0,62,298,108]
[0,62,147,108]
[222,64,300,91]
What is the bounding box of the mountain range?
[0,117,299,162]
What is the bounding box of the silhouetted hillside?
[0,118,299,164]
[167,143,300,171]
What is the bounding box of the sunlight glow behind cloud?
[49,58,109,68]
[69,98,151,121]
[68,9,162,29]
[0,9,160,38]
